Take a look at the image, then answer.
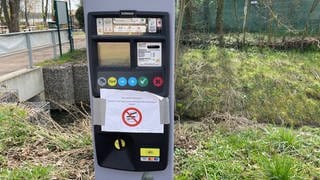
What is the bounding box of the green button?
[138,76,149,87]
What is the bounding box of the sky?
[69,0,81,10]
[28,0,81,12]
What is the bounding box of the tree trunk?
[267,0,273,44]
[232,0,241,46]
[216,0,224,46]
[203,0,210,32]
[184,0,192,34]
[242,0,249,44]
[175,0,187,65]
[0,3,4,24]
[305,0,320,34]
[1,0,20,32]
[45,0,49,23]
[24,0,29,27]
[41,0,49,25]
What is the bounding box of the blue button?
[118,77,127,87]
[128,77,137,87]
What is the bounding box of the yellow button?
[140,148,160,157]
[114,139,126,150]
[108,77,117,87]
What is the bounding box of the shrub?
[176,47,320,126]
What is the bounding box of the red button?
[153,77,164,87]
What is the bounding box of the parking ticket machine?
[84,0,174,179]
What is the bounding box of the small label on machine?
[137,42,162,67]
[96,18,104,35]
[148,18,157,33]
[103,18,113,33]
[140,148,160,162]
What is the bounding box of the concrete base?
[73,63,90,105]
[0,67,45,102]
[28,91,46,102]
[43,64,75,109]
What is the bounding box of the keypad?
[97,76,164,88]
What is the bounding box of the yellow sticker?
[140,148,160,157]
[108,77,117,87]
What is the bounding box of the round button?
[128,77,138,87]
[108,77,117,87]
[138,76,149,87]
[97,77,107,87]
[118,77,127,87]
[114,138,126,150]
[153,76,164,87]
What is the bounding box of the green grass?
[176,47,320,126]
[36,49,87,67]
[0,165,52,179]
[3,44,320,178]
[261,155,296,180]
[0,104,93,179]
[175,123,320,179]
[0,105,319,179]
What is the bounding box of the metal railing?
[0,29,69,68]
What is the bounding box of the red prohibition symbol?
[122,107,143,127]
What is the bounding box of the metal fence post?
[25,33,33,68]
[51,31,58,59]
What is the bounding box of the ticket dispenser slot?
[87,11,170,171]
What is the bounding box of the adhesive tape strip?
[92,97,106,126]
[160,97,170,124]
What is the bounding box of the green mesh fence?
[185,0,320,35]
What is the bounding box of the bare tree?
[175,0,188,64]
[24,0,29,27]
[203,0,210,32]
[42,0,49,25]
[242,0,249,44]
[22,0,37,28]
[216,0,224,46]
[1,0,21,32]
[305,0,320,33]
[184,0,193,34]
[0,3,4,24]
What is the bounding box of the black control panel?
[88,11,170,98]
[87,11,171,171]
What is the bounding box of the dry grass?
[0,103,94,179]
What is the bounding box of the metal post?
[25,33,33,68]
[67,0,75,51]
[51,31,58,59]
[54,0,63,57]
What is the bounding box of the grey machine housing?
[84,0,175,180]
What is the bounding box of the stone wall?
[42,63,89,109]
[72,63,90,105]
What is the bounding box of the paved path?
[0,35,86,76]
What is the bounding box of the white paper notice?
[100,89,164,133]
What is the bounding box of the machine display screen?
[98,42,131,67]
[96,17,163,35]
